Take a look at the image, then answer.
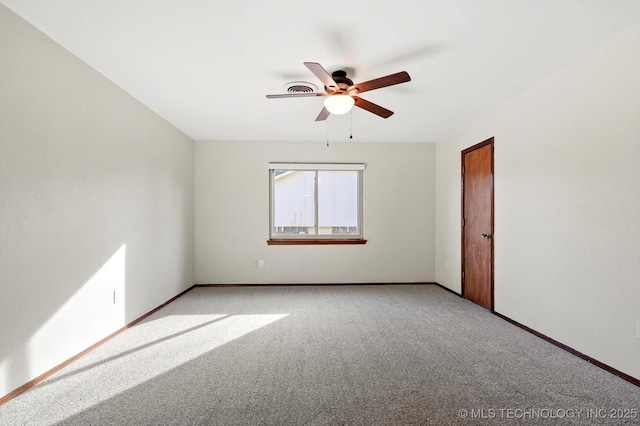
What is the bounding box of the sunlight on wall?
[6,313,288,424]
[27,245,127,382]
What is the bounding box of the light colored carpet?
[1,285,638,425]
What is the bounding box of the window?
[268,163,365,244]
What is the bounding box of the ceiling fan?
[266,62,411,121]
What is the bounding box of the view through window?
[269,163,364,240]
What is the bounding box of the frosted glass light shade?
[324,94,355,115]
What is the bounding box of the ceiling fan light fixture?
[324,94,354,115]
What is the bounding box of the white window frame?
[268,163,365,241]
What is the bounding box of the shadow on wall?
[0,3,194,400]
[0,242,127,398]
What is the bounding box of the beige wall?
[0,5,195,397]
[195,141,435,284]
[435,24,640,380]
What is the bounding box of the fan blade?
[266,93,326,99]
[315,107,330,121]
[304,62,339,92]
[353,96,394,118]
[349,71,411,94]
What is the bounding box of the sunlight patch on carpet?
[8,314,288,425]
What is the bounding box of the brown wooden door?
[462,138,494,310]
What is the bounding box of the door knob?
[481,233,491,239]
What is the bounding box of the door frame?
[461,137,495,311]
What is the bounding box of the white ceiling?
[3,0,640,143]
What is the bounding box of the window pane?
[317,171,359,235]
[272,170,316,236]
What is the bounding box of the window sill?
[267,239,367,245]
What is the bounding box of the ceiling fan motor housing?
[328,70,354,93]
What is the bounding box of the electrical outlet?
[113,290,119,304]
[258,260,265,268]
[252,260,258,268]
[446,262,450,271]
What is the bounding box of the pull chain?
[326,117,329,147]
[349,109,353,139]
